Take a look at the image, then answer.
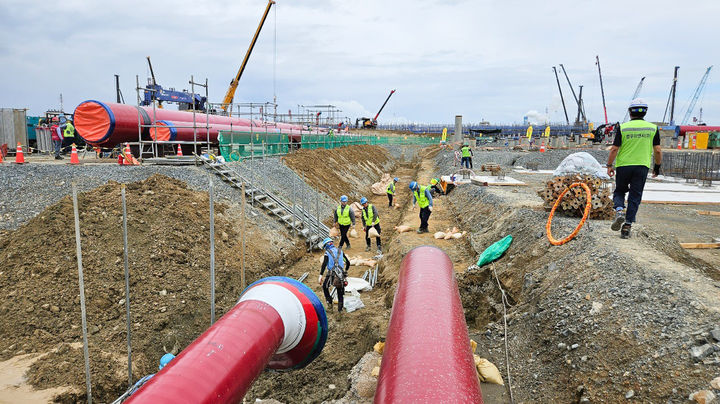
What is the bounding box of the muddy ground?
[2,144,720,403]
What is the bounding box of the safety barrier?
[374,246,483,403]
[217,131,438,161]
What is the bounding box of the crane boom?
[221,0,275,112]
[559,64,586,123]
[681,65,713,125]
[373,89,396,121]
[623,77,645,122]
[596,56,608,124]
[553,67,569,125]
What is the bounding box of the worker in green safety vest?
[333,195,355,249]
[460,143,473,169]
[360,197,382,254]
[606,98,662,239]
[386,177,398,207]
[61,119,76,150]
[409,181,433,233]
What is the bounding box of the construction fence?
[217,131,438,161]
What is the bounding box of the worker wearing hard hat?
[429,178,445,196]
[60,117,76,150]
[360,197,382,254]
[386,177,399,207]
[460,143,473,169]
[606,98,662,239]
[318,237,350,313]
[333,195,355,249]
[409,181,433,233]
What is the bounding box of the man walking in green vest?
[334,195,355,249]
[386,177,398,207]
[409,181,433,233]
[360,197,382,254]
[61,118,76,150]
[606,99,662,239]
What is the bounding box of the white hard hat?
[628,98,648,109]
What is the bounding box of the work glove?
[429,206,433,212]
[318,275,323,284]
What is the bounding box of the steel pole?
[209,178,216,324]
[121,185,133,388]
[72,183,93,404]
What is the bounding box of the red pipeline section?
[374,246,483,404]
[73,101,315,147]
[125,277,327,404]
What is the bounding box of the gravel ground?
[434,150,720,403]
[434,148,610,172]
[0,158,335,231]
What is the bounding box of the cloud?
[0,0,718,125]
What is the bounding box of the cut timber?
[679,242,720,249]
[697,210,720,216]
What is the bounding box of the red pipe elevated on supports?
[124,277,327,404]
[374,246,483,404]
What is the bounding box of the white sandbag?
[349,258,359,266]
[368,227,380,238]
[351,202,363,217]
[345,277,372,292]
[329,227,340,237]
[451,231,465,239]
[344,292,365,313]
[553,152,610,179]
[434,232,446,239]
[444,232,453,240]
[350,228,359,238]
[395,225,412,233]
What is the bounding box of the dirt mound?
[282,145,395,201]
[449,184,720,403]
[0,175,293,403]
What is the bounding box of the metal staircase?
[196,154,329,249]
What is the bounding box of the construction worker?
[318,237,350,313]
[360,197,381,254]
[50,117,62,159]
[409,181,433,233]
[61,118,76,150]
[460,143,473,169]
[429,178,444,196]
[606,98,662,239]
[386,177,398,207]
[334,195,355,249]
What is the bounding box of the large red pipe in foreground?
[375,246,483,403]
[125,277,327,404]
[73,101,313,147]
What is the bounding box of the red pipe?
[73,101,309,147]
[678,125,720,136]
[374,246,483,404]
[125,277,328,404]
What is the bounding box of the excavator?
[357,89,396,129]
[220,0,275,113]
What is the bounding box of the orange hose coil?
[546,182,592,246]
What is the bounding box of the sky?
[1,0,718,126]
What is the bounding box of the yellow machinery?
[221,0,275,112]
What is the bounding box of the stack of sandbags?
[537,174,614,219]
[433,227,466,240]
[371,173,393,195]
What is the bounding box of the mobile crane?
[356,89,396,129]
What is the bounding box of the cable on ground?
[546,182,591,246]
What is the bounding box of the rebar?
[662,151,720,183]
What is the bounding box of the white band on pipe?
[239,284,306,354]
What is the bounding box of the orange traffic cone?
[14,143,25,164]
[176,144,183,156]
[123,143,132,165]
[70,144,80,165]
[691,135,697,150]
[539,141,546,153]
[0,148,3,163]
[677,137,682,150]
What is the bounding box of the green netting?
[217,130,438,160]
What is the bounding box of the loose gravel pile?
[433,150,720,402]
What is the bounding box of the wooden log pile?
[537,175,614,219]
